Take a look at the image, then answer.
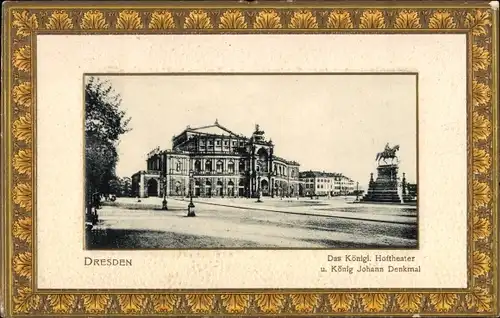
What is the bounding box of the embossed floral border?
[2,1,498,316]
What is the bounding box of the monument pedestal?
[362,164,402,203]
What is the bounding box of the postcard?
[1,1,498,316]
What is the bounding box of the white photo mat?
[36,34,467,290]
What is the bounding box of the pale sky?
[90,74,417,190]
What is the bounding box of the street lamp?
[270,170,276,198]
[187,169,196,217]
[355,181,359,202]
[162,177,168,210]
[256,170,262,203]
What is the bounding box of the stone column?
[234,178,238,197]
[139,172,145,198]
[270,177,274,197]
[155,178,160,197]
[211,177,216,197]
[269,148,273,173]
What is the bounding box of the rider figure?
[384,143,390,153]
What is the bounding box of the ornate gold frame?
[1,0,498,316]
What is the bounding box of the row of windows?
[172,157,296,175]
[302,177,353,183]
[305,184,331,189]
[173,159,298,177]
[303,177,335,182]
[148,159,161,171]
[193,160,238,173]
[318,184,332,189]
[273,164,294,177]
[199,140,245,147]
[305,184,355,190]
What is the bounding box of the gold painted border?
[1,1,498,316]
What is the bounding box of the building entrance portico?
[147,179,159,197]
[216,180,223,196]
[205,180,212,197]
[260,179,270,196]
[228,181,235,196]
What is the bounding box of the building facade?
[132,121,301,198]
[299,171,356,197]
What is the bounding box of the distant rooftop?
[299,170,351,179]
[183,119,245,138]
[272,155,300,166]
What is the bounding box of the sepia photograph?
[4,1,498,316]
[84,73,418,250]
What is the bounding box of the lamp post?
[402,172,407,196]
[187,170,196,217]
[256,170,262,203]
[270,171,275,198]
[355,182,359,202]
[162,177,168,210]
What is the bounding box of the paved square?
[86,197,417,249]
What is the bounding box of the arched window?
[257,148,268,172]
[216,160,224,173]
[194,160,201,173]
[228,160,235,173]
[291,170,295,177]
[205,160,212,172]
[257,148,268,161]
[176,161,181,172]
[239,159,245,172]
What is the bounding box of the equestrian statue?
[375,143,400,165]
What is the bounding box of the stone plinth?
[362,164,401,203]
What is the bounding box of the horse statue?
[375,143,400,165]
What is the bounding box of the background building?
[299,171,356,197]
[132,121,301,198]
